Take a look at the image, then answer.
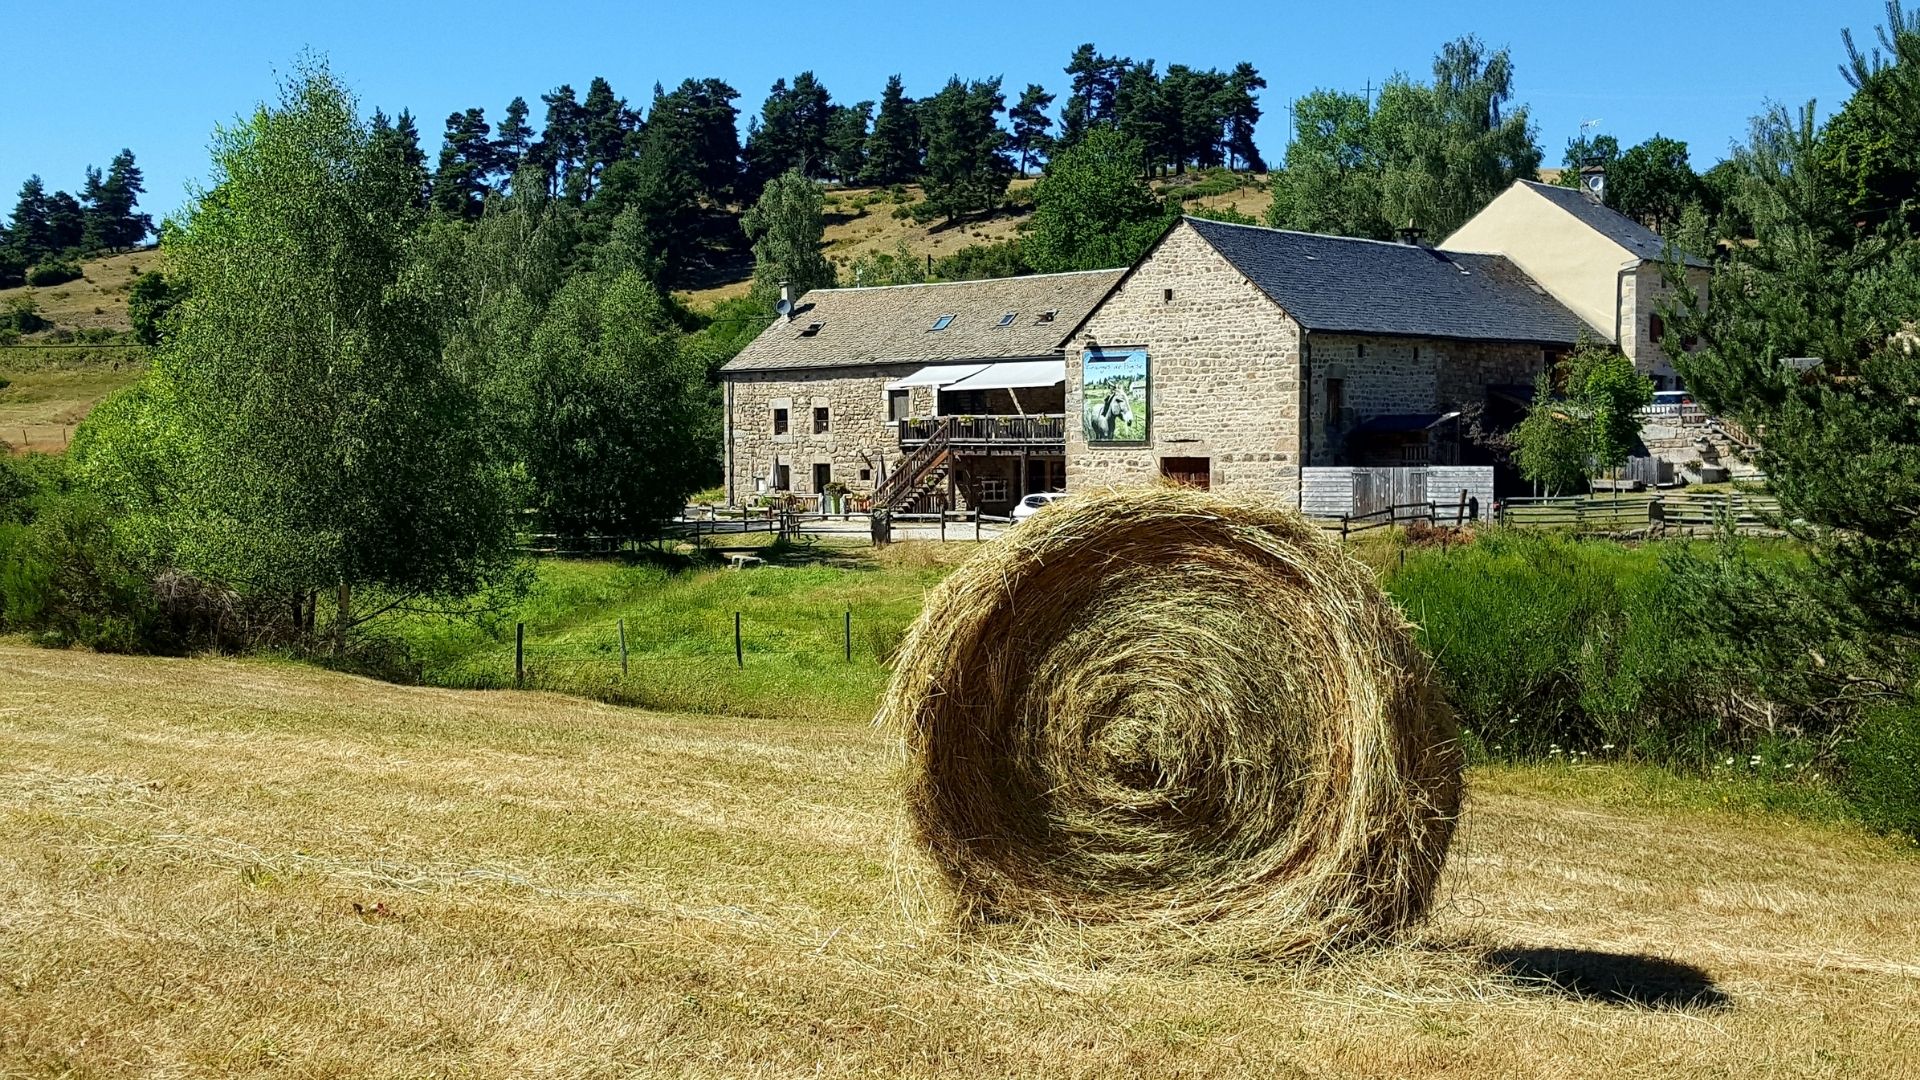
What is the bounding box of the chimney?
[779,279,794,320]
[1396,220,1426,246]
[1580,162,1606,201]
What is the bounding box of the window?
[930,314,954,332]
[858,468,871,481]
[979,477,1009,502]
[997,312,1017,327]
[772,407,789,435]
[1324,378,1345,428]
[813,462,832,491]
[1159,457,1211,490]
[1650,314,1667,343]
[1162,288,1173,303]
[813,406,830,434]
[774,463,790,490]
[887,389,910,422]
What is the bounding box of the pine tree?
[1060,44,1129,149]
[7,177,54,262]
[745,72,834,186]
[1223,62,1267,172]
[645,78,742,201]
[535,84,585,199]
[80,165,112,251]
[45,191,84,252]
[371,110,430,210]
[862,75,920,185]
[433,108,495,219]
[493,96,534,186]
[580,77,635,197]
[99,149,153,249]
[1009,83,1055,176]
[825,101,872,184]
[916,77,1014,225]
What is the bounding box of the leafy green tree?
[1569,343,1654,476]
[1266,90,1387,237]
[862,75,921,185]
[915,76,1013,224]
[1557,130,1620,183]
[1025,127,1173,272]
[1609,135,1700,232]
[742,168,834,303]
[1512,374,1589,496]
[127,270,183,346]
[1371,35,1541,238]
[501,271,713,538]
[88,58,517,644]
[1009,83,1055,176]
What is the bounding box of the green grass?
[386,543,959,721]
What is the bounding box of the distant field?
[2,641,1915,1077]
[0,249,152,453]
[0,248,149,334]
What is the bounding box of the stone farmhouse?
[718,178,1705,514]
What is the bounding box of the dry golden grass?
[0,249,150,334]
[0,356,146,454]
[3,642,1919,1078]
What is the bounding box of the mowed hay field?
[4,645,1919,1077]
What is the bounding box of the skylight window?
[997,312,1017,327]
[930,314,955,332]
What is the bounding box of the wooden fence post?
[514,623,525,687]
[844,609,852,662]
[974,512,981,541]
[1456,489,1469,526]
[734,612,743,668]
[618,618,628,677]
[940,513,947,542]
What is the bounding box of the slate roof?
[1517,180,1710,268]
[1183,217,1590,345]
[721,269,1126,374]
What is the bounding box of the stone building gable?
[1066,220,1305,499]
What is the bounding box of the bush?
[1386,531,1708,759]
[932,239,1030,281]
[1841,702,1920,839]
[0,495,160,651]
[1,296,50,335]
[25,261,82,287]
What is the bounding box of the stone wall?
[1066,221,1305,501]
[1308,333,1546,465]
[1623,263,1709,388]
[724,366,917,502]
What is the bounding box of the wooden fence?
[1496,491,1781,534]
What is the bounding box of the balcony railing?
[898,414,1066,447]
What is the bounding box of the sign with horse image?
[1083,347,1149,444]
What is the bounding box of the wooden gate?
[1350,467,1427,516]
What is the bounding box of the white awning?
[940,358,1066,391]
[883,363,986,390]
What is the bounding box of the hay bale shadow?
[1485,947,1730,1010]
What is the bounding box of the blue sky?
[1,0,1877,223]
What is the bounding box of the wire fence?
[511,610,866,687]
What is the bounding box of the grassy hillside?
[2,640,1916,1077]
[0,248,152,454]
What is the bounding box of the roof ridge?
[807,267,1127,294]
[1182,215,1453,251]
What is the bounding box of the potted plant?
[821,479,850,515]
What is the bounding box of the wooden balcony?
[898,414,1066,451]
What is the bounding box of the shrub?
[1,296,50,335]
[25,261,82,287]
[1386,531,1708,759]
[931,239,1030,281]
[1841,701,1920,839]
[0,495,160,651]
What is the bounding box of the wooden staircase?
[873,418,954,514]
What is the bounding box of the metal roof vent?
[799,321,824,337]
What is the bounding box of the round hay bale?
[879,485,1462,959]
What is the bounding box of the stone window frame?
[813,405,831,434]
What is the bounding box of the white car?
[1011,492,1069,522]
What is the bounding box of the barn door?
[1397,467,1428,508]
[1351,469,1389,516]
